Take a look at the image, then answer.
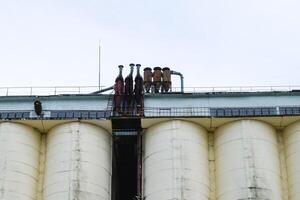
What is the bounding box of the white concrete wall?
[214,120,282,200]
[143,120,209,200]
[43,122,112,200]
[143,119,292,200]
[2,118,300,199]
[0,122,41,200]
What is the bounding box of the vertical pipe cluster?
[114,64,144,116]
[113,64,183,95]
[142,67,183,93]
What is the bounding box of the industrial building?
[0,64,300,200]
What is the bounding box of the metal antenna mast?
[98,41,101,90]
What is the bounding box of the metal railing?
[0,86,107,96]
[0,85,300,96]
[135,106,300,118]
[143,107,211,117]
[170,85,300,93]
[0,106,299,119]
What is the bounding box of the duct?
[90,86,114,94]
[125,64,134,95]
[114,65,125,113]
[124,64,135,114]
[90,65,124,95]
[134,64,144,115]
[170,70,184,93]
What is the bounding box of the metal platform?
[0,90,299,120]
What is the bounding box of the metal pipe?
[117,65,124,80]
[90,85,114,94]
[136,64,142,78]
[170,70,184,93]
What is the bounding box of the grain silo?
[0,122,41,200]
[284,121,300,200]
[43,122,112,200]
[1,65,300,199]
[215,120,282,200]
[143,120,209,200]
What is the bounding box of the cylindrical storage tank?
[143,120,209,200]
[143,67,152,93]
[152,67,162,93]
[284,121,300,200]
[0,122,41,200]
[43,122,112,200]
[215,120,282,200]
[162,67,171,93]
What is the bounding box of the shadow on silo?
[112,135,138,200]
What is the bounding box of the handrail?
[169,85,300,93]
[0,86,106,96]
[0,85,299,96]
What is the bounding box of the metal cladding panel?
[143,120,209,200]
[43,122,112,200]
[215,120,282,200]
[284,121,300,200]
[0,122,41,200]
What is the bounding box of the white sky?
[0,0,299,88]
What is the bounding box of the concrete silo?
[43,122,112,200]
[215,120,282,200]
[0,122,41,200]
[284,121,300,200]
[143,120,209,200]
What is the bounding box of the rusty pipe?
[117,65,124,80]
[153,67,162,93]
[162,67,171,93]
[129,63,135,76]
[143,67,152,93]
[136,64,142,77]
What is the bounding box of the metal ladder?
[106,91,114,117]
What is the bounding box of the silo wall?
[143,120,209,200]
[43,122,112,200]
[214,120,282,200]
[0,118,296,200]
[0,122,41,200]
[284,121,300,200]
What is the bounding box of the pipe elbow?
[171,70,184,78]
[170,70,184,93]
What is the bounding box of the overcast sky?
[0,0,299,88]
